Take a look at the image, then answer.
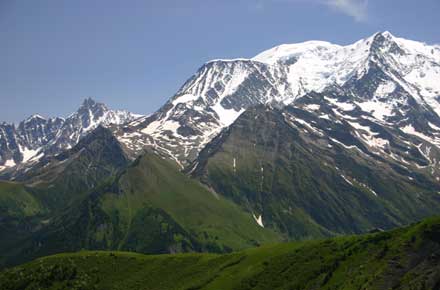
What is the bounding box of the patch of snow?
[428,122,440,131]
[354,179,379,197]
[293,118,323,135]
[348,121,371,132]
[369,188,378,197]
[20,146,40,163]
[416,144,433,164]
[172,94,199,105]
[212,103,245,127]
[401,125,440,145]
[375,81,396,97]
[25,114,46,123]
[253,213,264,228]
[206,58,250,64]
[331,109,358,120]
[4,159,16,167]
[362,134,389,149]
[325,97,356,111]
[348,121,389,149]
[304,104,320,111]
[161,120,181,134]
[341,174,353,185]
[355,101,394,121]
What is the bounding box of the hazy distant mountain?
[0,98,141,172]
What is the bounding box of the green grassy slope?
[0,181,47,267]
[0,127,132,267]
[112,152,281,251]
[1,216,439,290]
[19,126,130,211]
[1,152,280,268]
[0,181,45,218]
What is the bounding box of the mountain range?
[0,98,140,173]
[1,31,440,268]
[115,31,440,168]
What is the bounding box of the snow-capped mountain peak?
[3,32,439,175]
[114,32,440,168]
[0,98,142,171]
[252,40,342,65]
[24,114,47,123]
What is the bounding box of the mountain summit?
[115,32,440,167]
[2,32,440,267]
[0,98,141,171]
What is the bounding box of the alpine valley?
[1,31,440,281]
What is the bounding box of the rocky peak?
[80,97,99,109]
[0,98,142,172]
[369,31,405,58]
[114,32,440,168]
[76,97,107,121]
[24,114,46,123]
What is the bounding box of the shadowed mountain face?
[16,126,130,209]
[190,104,440,239]
[0,126,132,267]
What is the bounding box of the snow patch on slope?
[253,213,264,228]
[212,103,245,127]
[375,81,396,97]
[355,101,394,122]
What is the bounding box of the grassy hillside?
[0,127,132,267]
[19,126,130,211]
[0,181,48,267]
[112,152,281,251]
[0,181,45,218]
[1,152,280,268]
[1,216,439,290]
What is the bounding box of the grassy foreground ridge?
[1,216,440,290]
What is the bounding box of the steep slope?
[2,216,440,290]
[0,181,47,260]
[0,152,280,268]
[2,31,440,270]
[189,104,440,239]
[0,126,131,267]
[0,98,140,173]
[16,126,130,210]
[115,32,440,167]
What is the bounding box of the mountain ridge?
[0,98,142,173]
[2,215,440,290]
[2,31,440,269]
[114,31,440,168]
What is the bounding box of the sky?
[1,0,439,123]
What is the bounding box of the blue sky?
[1,0,439,122]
